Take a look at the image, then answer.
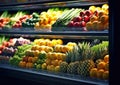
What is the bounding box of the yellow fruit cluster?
[54,42,77,53]
[31,45,53,53]
[90,55,109,80]
[41,42,77,72]
[42,52,66,72]
[86,4,109,31]
[54,45,72,53]
[33,38,63,47]
[35,11,62,31]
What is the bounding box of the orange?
[58,60,62,65]
[49,53,55,60]
[26,62,33,68]
[53,59,59,66]
[55,66,60,72]
[62,46,68,53]
[47,41,53,47]
[47,52,52,59]
[104,55,109,63]
[49,65,55,71]
[98,10,105,18]
[97,69,104,79]
[19,61,26,68]
[32,57,38,63]
[29,62,33,68]
[86,22,93,31]
[90,68,98,78]
[28,57,33,63]
[57,53,62,60]
[104,62,109,71]
[90,15,98,22]
[47,65,51,71]
[33,50,39,57]
[46,59,51,65]
[97,61,106,70]
[103,71,109,80]
[42,63,47,70]
[52,53,58,60]
[51,60,55,65]
[99,15,108,24]
[61,53,66,61]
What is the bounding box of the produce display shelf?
[0,30,108,39]
[0,1,108,11]
[0,64,109,85]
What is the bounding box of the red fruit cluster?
[67,10,93,28]
[0,39,14,54]
[12,15,31,28]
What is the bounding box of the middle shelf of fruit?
[0,35,109,84]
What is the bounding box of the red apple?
[83,15,90,22]
[16,21,21,24]
[74,22,81,27]
[80,11,85,17]
[76,16,82,22]
[80,21,86,27]
[67,21,74,27]
[72,16,82,22]
[85,10,92,17]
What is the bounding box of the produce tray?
[0,28,108,35]
[52,27,108,31]
[0,64,108,85]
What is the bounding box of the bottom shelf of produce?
[0,64,108,85]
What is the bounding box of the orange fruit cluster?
[90,55,109,80]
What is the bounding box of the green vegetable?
[32,12,39,18]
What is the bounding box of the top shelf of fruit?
[0,4,109,34]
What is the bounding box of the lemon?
[102,4,109,11]
[89,6,96,13]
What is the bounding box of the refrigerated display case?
[0,0,110,85]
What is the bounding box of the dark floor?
[0,75,49,85]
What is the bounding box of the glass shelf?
[0,64,109,85]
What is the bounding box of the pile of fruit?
[7,37,109,80]
[0,36,109,80]
[22,12,39,28]
[0,35,10,54]
[0,4,109,31]
[35,8,65,31]
[90,54,109,80]
[86,4,109,31]
[9,44,32,66]
[0,11,11,29]
[52,8,83,27]
[3,11,27,29]
[59,41,109,80]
